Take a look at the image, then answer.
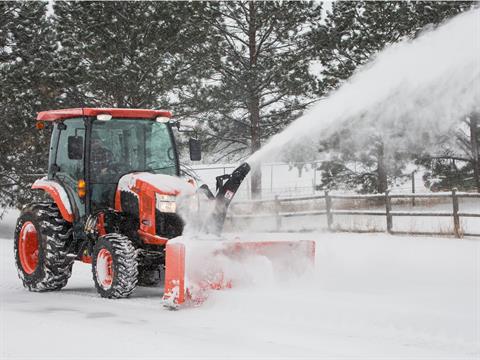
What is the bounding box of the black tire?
[137,265,162,287]
[92,233,138,298]
[14,202,74,291]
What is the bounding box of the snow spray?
[247,9,480,166]
[178,163,251,236]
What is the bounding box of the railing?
[229,189,480,238]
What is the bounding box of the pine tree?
[53,1,216,108]
[312,1,474,93]
[180,1,322,198]
[0,2,62,211]
[316,122,410,193]
[418,113,480,192]
[311,1,475,193]
[0,2,217,212]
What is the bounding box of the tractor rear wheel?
[14,202,74,291]
[92,233,138,298]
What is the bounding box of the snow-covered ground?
[1,209,478,359]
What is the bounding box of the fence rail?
[229,189,480,238]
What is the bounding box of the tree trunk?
[377,142,388,193]
[248,1,262,198]
[470,112,480,192]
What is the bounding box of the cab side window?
[55,118,85,181]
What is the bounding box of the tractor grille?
[155,210,184,239]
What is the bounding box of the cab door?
[53,118,86,220]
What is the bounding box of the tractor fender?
[32,178,74,222]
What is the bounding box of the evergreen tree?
[0,2,62,212]
[53,1,217,108]
[181,1,322,197]
[418,113,480,192]
[312,1,474,93]
[318,136,409,193]
[311,1,475,193]
[0,2,217,212]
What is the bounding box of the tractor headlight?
[155,194,177,213]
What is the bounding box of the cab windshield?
[90,118,177,209]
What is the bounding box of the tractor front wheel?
[92,233,138,298]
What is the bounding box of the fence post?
[274,195,281,231]
[452,188,460,238]
[325,190,333,231]
[385,190,393,233]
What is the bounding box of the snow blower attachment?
[162,162,316,308]
[16,108,315,308]
[163,239,315,308]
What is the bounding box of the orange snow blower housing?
[14,108,315,307]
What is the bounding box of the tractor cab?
[88,116,179,211]
[36,108,199,224]
[59,115,179,217]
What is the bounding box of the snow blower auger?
[14,108,315,307]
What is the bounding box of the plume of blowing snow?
[248,9,480,165]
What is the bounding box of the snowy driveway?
[1,228,479,359]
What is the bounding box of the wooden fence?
[229,189,480,238]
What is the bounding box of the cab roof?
[36,108,172,121]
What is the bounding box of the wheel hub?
[19,221,39,274]
[96,248,114,289]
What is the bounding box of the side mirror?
[189,138,202,161]
[68,136,83,160]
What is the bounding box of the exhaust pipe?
[203,162,250,235]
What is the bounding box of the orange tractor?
[14,108,314,307]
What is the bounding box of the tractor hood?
[117,172,196,198]
[115,172,194,240]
